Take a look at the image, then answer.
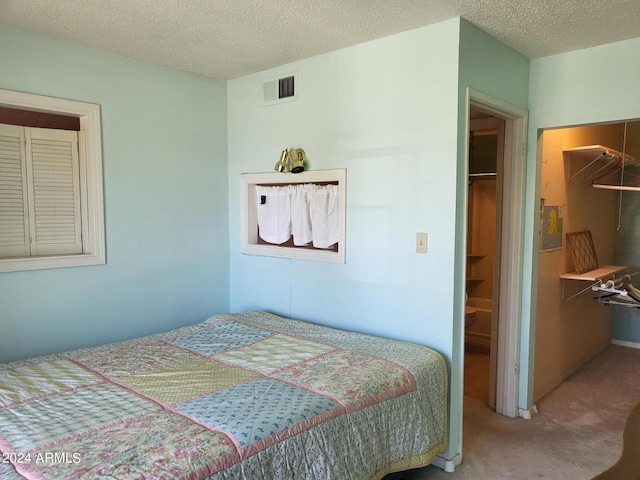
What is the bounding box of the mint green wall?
[457,16,530,428]
[459,21,530,109]
[0,25,230,363]
[613,187,640,343]
[527,37,640,403]
[228,20,462,458]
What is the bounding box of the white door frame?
[464,88,528,417]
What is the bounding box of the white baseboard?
[431,453,462,473]
[612,339,640,350]
[518,404,538,419]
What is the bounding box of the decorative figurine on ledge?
[274,148,306,173]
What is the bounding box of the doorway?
[464,112,504,409]
[463,88,528,419]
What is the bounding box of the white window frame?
[0,89,105,273]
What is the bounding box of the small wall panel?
[240,169,346,263]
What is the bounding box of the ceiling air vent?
[262,72,297,106]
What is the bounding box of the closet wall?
[467,179,496,301]
[466,178,495,342]
[535,123,627,400]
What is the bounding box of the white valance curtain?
[256,184,339,248]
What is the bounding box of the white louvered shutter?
[25,127,82,256]
[0,124,30,258]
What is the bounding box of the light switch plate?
[416,232,427,253]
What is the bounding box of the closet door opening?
[533,120,640,403]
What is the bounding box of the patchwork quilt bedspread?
[0,311,447,480]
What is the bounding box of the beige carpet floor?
[401,344,640,480]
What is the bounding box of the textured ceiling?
[1,0,640,80]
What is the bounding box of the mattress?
[0,310,447,479]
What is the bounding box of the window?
[0,89,105,273]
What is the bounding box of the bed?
[0,310,447,479]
